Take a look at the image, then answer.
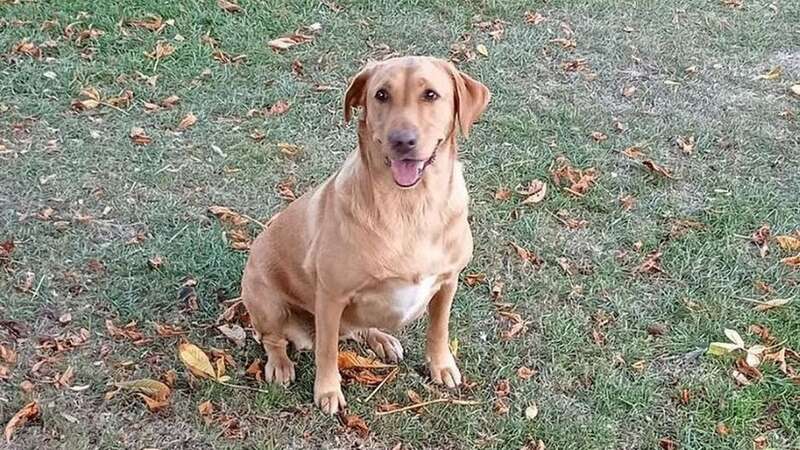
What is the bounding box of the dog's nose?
[388,129,417,154]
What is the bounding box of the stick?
[217,380,273,395]
[240,213,266,229]
[375,398,481,416]
[363,367,398,403]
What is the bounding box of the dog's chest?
[350,276,439,329]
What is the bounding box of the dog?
[241,56,489,414]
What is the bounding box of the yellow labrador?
[241,56,489,414]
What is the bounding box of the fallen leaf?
[55,366,75,388]
[642,160,673,178]
[658,437,678,450]
[245,358,264,382]
[337,351,394,370]
[561,58,589,72]
[217,0,242,13]
[161,95,180,108]
[676,136,695,154]
[781,254,800,267]
[106,319,148,344]
[0,240,15,266]
[590,131,607,142]
[791,85,800,97]
[161,369,178,388]
[494,379,511,397]
[525,402,539,420]
[776,234,800,253]
[268,33,314,51]
[276,178,296,201]
[494,187,511,201]
[510,242,542,266]
[622,85,637,97]
[177,277,198,311]
[523,11,546,25]
[217,324,246,347]
[268,100,290,116]
[752,298,791,311]
[622,146,646,159]
[208,206,249,227]
[647,323,668,336]
[517,366,536,380]
[198,400,214,417]
[521,439,546,450]
[715,422,729,436]
[19,381,34,393]
[464,273,486,287]
[148,255,164,269]
[114,378,171,402]
[4,401,40,442]
[491,280,504,301]
[619,194,636,210]
[550,37,576,49]
[476,44,489,57]
[756,66,781,80]
[340,413,369,438]
[154,322,183,337]
[551,156,598,196]
[147,41,175,60]
[177,112,197,131]
[751,224,770,258]
[753,436,768,449]
[129,127,152,145]
[178,342,218,379]
[277,143,301,157]
[517,179,547,204]
[128,15,166,32]
[635,250,664,275]
[12,40,42,58]
[0,345,17,364]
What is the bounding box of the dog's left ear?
[442,63,490,137]
[344,63,374,123]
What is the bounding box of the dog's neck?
[335,124,466,228]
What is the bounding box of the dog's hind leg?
[242,282,297,385]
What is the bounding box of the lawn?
[1,0,799,449]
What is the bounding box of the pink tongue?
[390,160,424,186]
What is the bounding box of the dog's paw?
[314,376,346,415]
[366,329,404,363]
[264,356,295,385]
[428,352,462,388]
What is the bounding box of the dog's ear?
[444,63,490,137]
[344,64,374,123]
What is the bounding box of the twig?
[217,380,273,395]
[168,224,190,243]
[375,398,481,416]
[99,101,128,115]
[363,367,398,403]
[241,213,266,229]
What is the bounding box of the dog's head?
[344,56,490,188]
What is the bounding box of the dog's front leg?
[313,293,347,414]
[426,276,462,388]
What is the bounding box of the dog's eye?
[375,89,389,102]
[423,89,439,101]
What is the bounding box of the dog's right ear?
[344,64,374,123]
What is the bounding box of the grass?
[1,0,799,449]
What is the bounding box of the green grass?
[2,0,800,449]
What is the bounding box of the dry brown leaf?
[148,255,164,269]
[590,131,608,142]
[268,33,314,51]
[337,351,394,370]
[676,136,695,154]
[12,40,42,58]
[0,344,17,365]
[245,358,264,382]
[494,187,511,201]
[622,85,637,97]
[340,413,370,438]
[147,41,175,60]
[463,273,486,287]
[523,11,546,25]
[217,0,242,13]
[635,250,664,275]
[517,366,536,380]
[128,15,165,32]
[198,400,214,417]
[782,254,800,267]
[177,112,197,131]
[550,37,576,49]
[217,324,246,347]
[208,205,249,227]
[658,438,678,450]
[228,228,252,251]
[4,401,39,442]
[276,179,296,201]
[753,436,768,450]
[106,319,148,344]
[154,322,183,337]
[178,342,218,380]
[161,95,180,108]
[129,127,152,145]
[510,242,542,266]
[776,234,800,253]
[268,100,290,116]
[139,393,170,412]
[642,160,673,178]
[622,146,646,159]
[114,379,171,402]
[161,369,178,388]
[756,66,781,80]
[551,156,598,196]
[751,224,770,258]
[55,366,75,388]
[491,280,504,301]
[752,298,791,311]
[619,194,636,210]
[517,179,547,204]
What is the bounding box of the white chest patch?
[391,276,437,323]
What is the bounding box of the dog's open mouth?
[389,150,436,188]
